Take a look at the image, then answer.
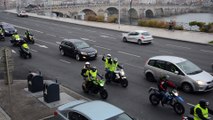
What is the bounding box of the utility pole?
[129,0,132,25]
[118,0,121,29]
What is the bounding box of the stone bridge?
[34,3,199,19]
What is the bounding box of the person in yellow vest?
[20,41,29,53]
[109,58,122,81]
[194,99,213,120]
[88,66,102,87]
[12,32,21,40]
[102,54,112,81]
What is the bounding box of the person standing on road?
[194,99,213,120]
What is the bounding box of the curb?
[4,10,212,46]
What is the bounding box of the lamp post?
[118,0,121,29]
[129,0,132,25]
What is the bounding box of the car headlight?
[81,52,87,55]
[197,80,207,86]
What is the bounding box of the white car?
[54,100,135,120]
[122,30,153,44]
[17,11,28,17]
[144,55,213,92]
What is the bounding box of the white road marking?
[166,44,191,50]
[187,103,195,107]
[13,24,43,33]
[59,59,71,64]
[60,37,66,39]
[36,39,58,46]
[100,35,109,38]
[46,33,56,37]
[118,51,141,58]
[30,49,38,52]
[72,27,82,30]
[85,29,96,32]
[68,31,72,34]
[80,38,96,42]
[159,50,173,54]
[12,50,16,54]
[101,33,112,36]
[200,49,213,54]
[35,24,40,27]
[56,41,61,44]
[94,45,111,51]
[122,62,144,70]
[35,43,48,48]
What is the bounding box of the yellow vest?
[105,59,110,69]
[110,62,118,72]
[22,43,29,49]
[194,104,208,120]
[89,70,97,81]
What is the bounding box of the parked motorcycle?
[24,34,35,44]
[148,87,185,115]
[105,68,128,88]
[19,48,32,59]
[0,32,5,41]
[82,79,108,99]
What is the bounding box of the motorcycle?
[0,32,5,41]
[19,48,32,59]
[24,34,35,44]
[148,87,185,115]
[82,79,108,99]
[105,68,128,88]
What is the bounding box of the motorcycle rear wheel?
[82,83,89,93]
[173,102,185,115]
[121,79,128,88]
[100,89,108,99]
[149,93,160,106]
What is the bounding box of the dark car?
[0,22,17,36]
[59,39,97,61]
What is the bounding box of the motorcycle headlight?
[120,70,125,76]
[197,80,206,86]
[81,52,87,55]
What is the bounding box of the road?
[0,12,213,120]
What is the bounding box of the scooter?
[82,78,108,99]
[148,87,185,115]
[24,34,35,44]
[105,68,128,88]
[19,48,32,59]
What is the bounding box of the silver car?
[144,56,213,92]
[54,100,135,120]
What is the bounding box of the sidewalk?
[4,9,213,45]
[0,80,88,120]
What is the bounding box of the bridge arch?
[106,7,119,16]
[97,9,105,15]
[128,8,138,19]
[81,9,97,16]
[145,9,154,18]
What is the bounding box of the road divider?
[118,51,141,58]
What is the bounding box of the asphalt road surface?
[0,12,213,120]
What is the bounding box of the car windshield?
[176,60,202,75]
[74,41,90,49]
[141,32,150,36]
[106,113,134,120]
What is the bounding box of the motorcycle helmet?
[113,57,118,63]
[107,54,111,59]
[199,99,209,109]
[91,66,97,72]
[85,62,90,69]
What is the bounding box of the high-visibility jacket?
[13,34,20,40]
[109,62,118,72]
[194,104,208,120]
[0,28,3,34]
[89,70,97,81]
[104,58,112,69]
[22,43,29,49]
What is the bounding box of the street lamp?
[129,0,132,25]
[118,0,121,29]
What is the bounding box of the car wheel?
[76,54,80,61]
[182,83,193,93]
[60,49,65,56]
[123,37,127,42]
[146,73,155,82]
[138,39,142,45]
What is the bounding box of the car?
[0,22,17,36]
[122,30,153,45]
[59,39,97,61]
[144,55,213,92]
[17,10,28,17]
[54,100,135,120]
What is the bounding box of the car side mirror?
[174,71,179,75]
